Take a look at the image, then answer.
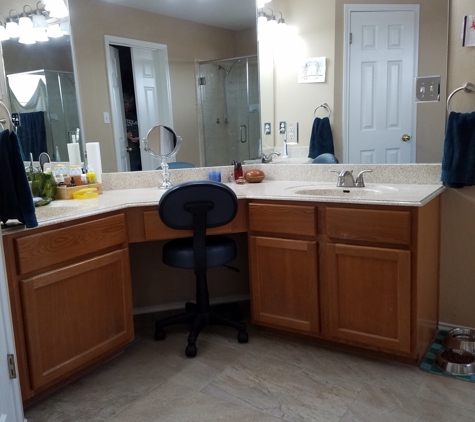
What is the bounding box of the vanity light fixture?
[0,15,9,41]
[42,0,69,19]
[32,2,49,42]
[18,5,36,45]
[0,2,69,44]
[5,11,20,38]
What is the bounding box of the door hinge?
[349,32,353,44]
[7,354,17,379]
[198,77,206,86]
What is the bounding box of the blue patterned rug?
[420,330,475,382]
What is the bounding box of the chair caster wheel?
[238,331,249,343]
[185,344,197,358]
[155,329,166,341]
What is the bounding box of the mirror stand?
[143,125,182,189]
[159,157,172,190]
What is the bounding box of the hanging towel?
[17,111,47,161]
[308,117,334,159]
[0,129,38,228]
[441,111,475,188]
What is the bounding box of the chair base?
[154,302,248,357]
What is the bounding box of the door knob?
[402,134,411,142]
[126,147,132,152]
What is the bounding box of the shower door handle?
[240,125,247,143]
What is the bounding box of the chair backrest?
[312,153,339,164]
[158,181,238,230]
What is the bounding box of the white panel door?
[108,46,129,172]
[0,241,24,422]
[348,10,417,163]
[131,47,174,171]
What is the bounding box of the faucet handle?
[355,169,373,187]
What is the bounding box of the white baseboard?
[133,294,250,315]
[438,321,475,331]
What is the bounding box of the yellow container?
[72,188,98,200]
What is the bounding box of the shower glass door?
[199,56,260,167]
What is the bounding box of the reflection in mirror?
[1,1,82,164]
[143,125,182,189]
[259,0,449,164]
[68,0,257,172]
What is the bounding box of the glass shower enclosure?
[198,55,260,167]
[7,70,80,162]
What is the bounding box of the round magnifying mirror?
[143,125,182,190]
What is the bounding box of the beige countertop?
[1,163,445,233]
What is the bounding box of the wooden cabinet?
[248,199,441,362]
[248,203,319,334]
[249,236,319,333]
[3,212,134,402]
[324,243,411,353]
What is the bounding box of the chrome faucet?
[331,169,373,187]
[261,151,281,163]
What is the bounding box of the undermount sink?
[288,184,399,198]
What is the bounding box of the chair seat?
[163,235,236,269]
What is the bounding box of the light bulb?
[6,21,20,38]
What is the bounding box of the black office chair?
[312,153,339,164]
[155,180,248,357]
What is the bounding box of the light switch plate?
[415,76,440,102]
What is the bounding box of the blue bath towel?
[0,129,38,228]
[308,117,334,159]
[441,111,475,188]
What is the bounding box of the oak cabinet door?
[325,243,411,353]
[20,249,134,390]
[249,236,319,333]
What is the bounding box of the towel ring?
[314,103,331,119]
[447,82,475,113]
[0,101,13,132]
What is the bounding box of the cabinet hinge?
[7,354,17,379]
[349,32,353,44]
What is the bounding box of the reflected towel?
[308,117,334,159]
[441,111,475,188]
[0,129,38,228]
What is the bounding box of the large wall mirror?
[0,0,449,171]
[261,0,449,164]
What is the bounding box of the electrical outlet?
[264,122,271,135]
[11,113,20,127]
[279,121,286,134]
[287,122,299,143]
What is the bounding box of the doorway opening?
[104,35,173,172]
[343,5,419,164]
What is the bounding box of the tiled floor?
[25,307,475,422]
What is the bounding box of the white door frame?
[104,35,173,172]
[0,240,25,422]
[342,4,419,163]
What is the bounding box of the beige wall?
[69,0,256,172]
[439,0,475,328]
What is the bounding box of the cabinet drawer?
[249,203,317,236]
[142,201,247,241]
[326,208,411,245]
[14,214,127,275]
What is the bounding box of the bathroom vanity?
[1,164,444,403]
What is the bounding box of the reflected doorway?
[105,35,174,172]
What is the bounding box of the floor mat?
[420,330,475,382]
